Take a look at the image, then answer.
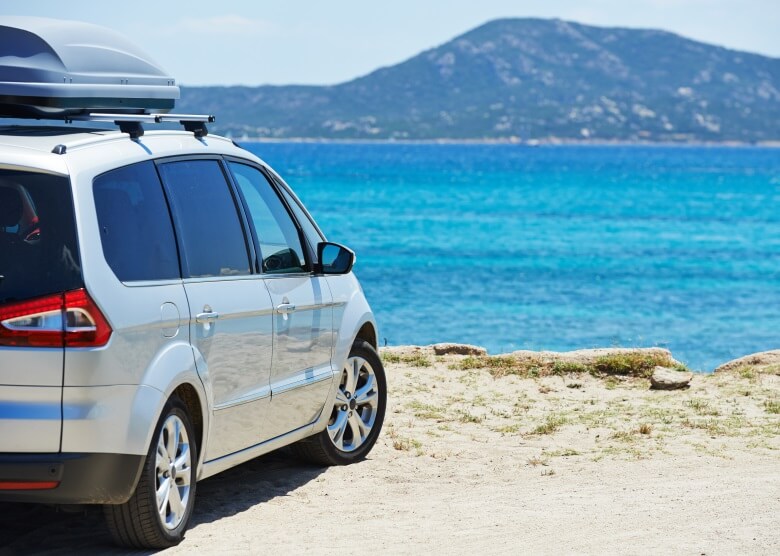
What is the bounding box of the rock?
[431,343,487,356]
[714,350,780,373]
[650,366,693,390]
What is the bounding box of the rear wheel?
[104,396,197,548]
[293,339,386,465]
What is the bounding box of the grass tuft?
[407,401,446,420]
[552,361,589,375]
[383,351,432,367]
[764,400,780,414]
[381,352,402,364]
[531,414,567,435]
[392,436,423,453]
[591,352,680,378]
[737,366,757,380]
[456,409,484,424]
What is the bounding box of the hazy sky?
[2,1,778,85]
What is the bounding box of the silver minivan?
[0,16,386,549]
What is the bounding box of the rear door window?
[0,170,82,303]
[157,160,251,278]
[93,161,180,282]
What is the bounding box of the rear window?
[0,170,82,304]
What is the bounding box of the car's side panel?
[326,273,378,364]
[62,283,190,386]
[184,278,275,460]
[304,274,378,436]
[62,343,209,457]
[262,275,335,439]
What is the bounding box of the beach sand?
[1,346,778,555]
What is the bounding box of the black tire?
[293,339,387,466]
[104,396,198,549]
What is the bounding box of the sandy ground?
[1,346,778,555]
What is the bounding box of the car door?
[157,158,274,460]
[227,161,335,439]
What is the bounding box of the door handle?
[276,303,296,315]
[196,311,220,323]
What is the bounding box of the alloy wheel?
[328,356,380,452]
[155,414,192,530]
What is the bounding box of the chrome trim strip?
[181,274,257,284]
[275,301,345,313]
[271,370,332,396]
[122,278,184,288]
[261,272,313,280]
[213,387,272,411]
[215,307,275,321]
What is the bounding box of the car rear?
[0,161,120,496]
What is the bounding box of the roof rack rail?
[65,113,216,139]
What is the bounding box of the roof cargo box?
[0,16,179,118]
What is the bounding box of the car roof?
[0,124,257,178]
[0,124,238,152]
[0,126,115,152]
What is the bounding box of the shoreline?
[231,136,780,147]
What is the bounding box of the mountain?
[178,18,780,142]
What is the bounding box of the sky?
[1,0,778,86]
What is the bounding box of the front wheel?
[293,339,387,465]
[104,396,197,548]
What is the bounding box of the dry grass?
[591,352,682,378]
[531,414,568,435]
[638,423,653,435]
[383,351,432,367]
[765,400,780,414]
[450,351,683,380]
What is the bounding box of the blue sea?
[244,142,780,371]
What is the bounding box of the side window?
[157,160,250,278]
[228,162,307,274]
[275,179,325,260]
[93,161,180,281]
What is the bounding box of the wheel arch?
[138,342,211,467]
[170,383,205,461]
[355,321,378,350]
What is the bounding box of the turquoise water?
[245,143,780,371]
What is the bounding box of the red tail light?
[63,289,112,347]
[0,289,112,348]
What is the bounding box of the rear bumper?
[0,452,144,504]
